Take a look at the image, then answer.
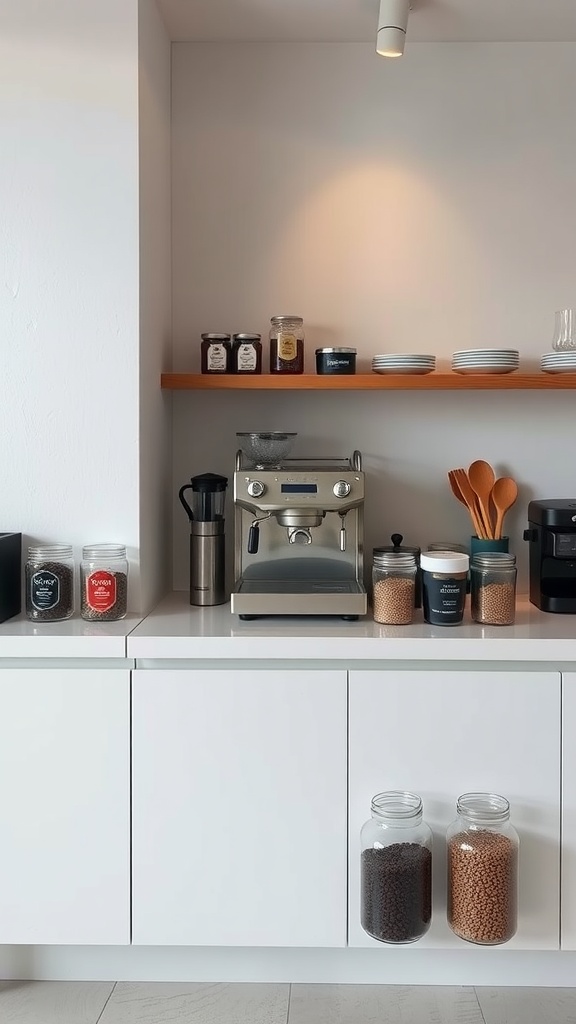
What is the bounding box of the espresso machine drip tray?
[232,578,366,617]
[238,580,363,595]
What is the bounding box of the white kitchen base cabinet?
[0,669,130,945]
[349,670,561,950]
[132,669,347,947]
[562,673,576,949]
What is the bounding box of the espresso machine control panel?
[236,470,364,513]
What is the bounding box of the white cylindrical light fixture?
[377,0,410,57]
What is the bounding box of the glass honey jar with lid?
[269,315,304,374]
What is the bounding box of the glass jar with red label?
[80,544,128,621]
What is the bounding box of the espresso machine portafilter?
[179,473,228,606]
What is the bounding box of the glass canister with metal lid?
[372,551,417,625]
[269,315,305,374]
[470,551,517,625]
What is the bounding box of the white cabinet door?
[0,669,129,944]
[349,670,560,950]
[132,669,347,946]
[562,673,576,948]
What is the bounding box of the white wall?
[138,0,172,612]
[0,0,141,603]
[171,43,576,592]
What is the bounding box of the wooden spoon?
[491,477,518,540]
[450,469,487,539]
[468,460,496,539]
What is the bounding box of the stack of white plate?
[541,352,576,374]
[452,349,519,374]
[372,354,436,375]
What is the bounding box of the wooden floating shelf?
[162,372,576,391]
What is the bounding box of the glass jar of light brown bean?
[372,552,417,625]
[470,552,517,625]
[447,792,519,945]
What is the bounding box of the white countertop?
[128,591,576,661]
[0,612,142,659]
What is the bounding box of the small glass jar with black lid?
[201,333,231,374]
[447,792,519,945]
[231,333,262,374]
[26,544,75,622]
[361,791,432,944]
[269,316,304,374]
[470,551,517,625]
[374,534,421,608]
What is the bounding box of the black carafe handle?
[179,484,194,520]
[248,524,259,554]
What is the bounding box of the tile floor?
[1,982,576,1024]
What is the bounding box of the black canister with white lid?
[421,550,469,626]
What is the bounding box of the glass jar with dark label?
[26,544,75,621]
[81,544,128,621]
[269,315,304,374]
[231,333,262,374]
[201,333,231,374]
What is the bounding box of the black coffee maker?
[524,500,576,613]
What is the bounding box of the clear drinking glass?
[552,309,576,351]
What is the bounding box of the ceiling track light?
[377,0,410,58]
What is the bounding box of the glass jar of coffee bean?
[470,552,517,625]
[361,791,432,944]
[372,551,417,625]
[26,545,75,622]
[80,544,128,621]
[447,792,519,945]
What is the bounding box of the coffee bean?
[361,843,432,943]
[448,829,518,944]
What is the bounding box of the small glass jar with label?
[269,315,305,374]
[201,333,231,374]
[231,333,262,374]
[26,545,75,622]
[81,544,128,621]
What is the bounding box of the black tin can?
[316,347,356,374]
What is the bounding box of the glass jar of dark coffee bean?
[361,790,432,944]
[26,545,75,622]
[80,544,128,621]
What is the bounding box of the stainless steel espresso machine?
[231,433,367,619]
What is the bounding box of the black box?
[0,533,21,623]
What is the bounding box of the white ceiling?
[157,0,576,43]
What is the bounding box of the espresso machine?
[231,433,367,619]
[524,499,576,613]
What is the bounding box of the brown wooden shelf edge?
[161,372,576,391]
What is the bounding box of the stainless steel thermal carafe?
[179,473,228,607]
[190,521,225,606]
